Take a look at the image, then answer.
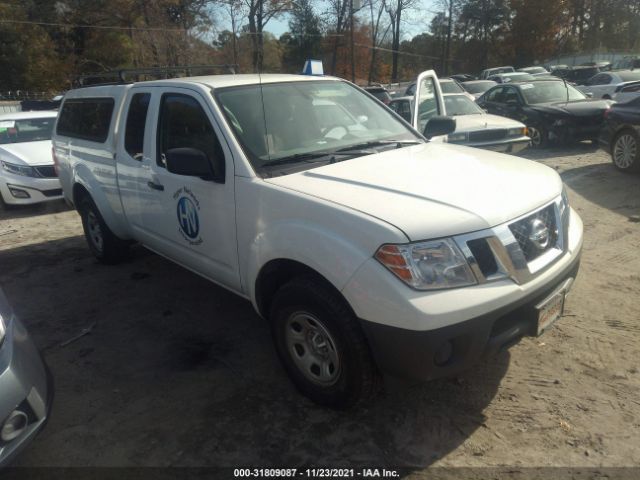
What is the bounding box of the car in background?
[450,73,476,82]
[461,80,498,99]
[564,66,600,85]
[577,70,640,99]
[388,94,529,153]
[581,61,612,71]
[0,288,52,466]
[363,85,392,105]
[599,96,640,173]
[405,78,474,101]
[487,72,536,84]
[477,79,613,148]
[612,56,640,71]
[480,66,515,79]
[518,66,549,75]
[549,65,571,79]
[612,81,640,103]
[0,111,61,208]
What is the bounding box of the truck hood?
[452,113,523,132]
[0,140,53,166]
[266,143,562,241]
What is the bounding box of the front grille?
[42,188,62,197]
[508,204,558,262]
[468,129,507,142]
[34,165,57,178]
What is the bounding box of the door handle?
[147,181,164,191]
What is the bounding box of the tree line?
[1,0,639,93]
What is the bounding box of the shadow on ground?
[0,199,71,221]
[0,238,509,468]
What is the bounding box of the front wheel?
[612,130,640,172]
[270,276,379,408]
[527,125,548,149]
[79,196,130,264]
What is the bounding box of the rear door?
[411,70,445,135]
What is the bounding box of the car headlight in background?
[447,132,467,143]
[1,161,36,177]
[375,239,477,290]
[508,127,527,137]
[0,312,6,348]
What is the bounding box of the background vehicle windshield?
[444,95,484,116]
[440,81,464,94]
[463,81,496,94]
[0,117,55,144]
[215,80,419,170]
[520,82,586,104]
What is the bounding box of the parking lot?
[1,144,639,469]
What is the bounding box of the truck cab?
[52,70,583,408]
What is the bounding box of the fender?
[246,220,372,312]
[73,161,132,240]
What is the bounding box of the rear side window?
[124,93,151,158]
[56,98,115,143]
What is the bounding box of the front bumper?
[0,315,52,466]
[0,171,63,205]
[464,136,530,154]
[342,207,583,381]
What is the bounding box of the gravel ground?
[0,143,639,474]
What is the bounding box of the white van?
[52,71,583,407]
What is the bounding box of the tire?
[270,276,379,409]
[611,130,640,173]
[527,124,548,149]
[78,196,130,264]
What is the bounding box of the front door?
[135,87,240,291]
[411,70,446,136]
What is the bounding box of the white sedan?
[389,94,530,153]
[579,70,640,99]
[0,111,62,207]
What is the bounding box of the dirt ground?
[1,143,639,473]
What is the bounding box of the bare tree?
[244,0,291,72]
[386,0,417,82]
[366,0,391,84]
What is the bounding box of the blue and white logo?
[177,196,199,239]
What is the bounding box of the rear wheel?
[612,130,640,173]
[79,196,130,263]
[270,276,378,408]
[527,124,548,148]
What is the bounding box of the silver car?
[0,288,52,466]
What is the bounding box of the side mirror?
[165,147,216,180]
[423,116,456,139]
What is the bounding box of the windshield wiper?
[261,150,363,168]
[333,139,422,153]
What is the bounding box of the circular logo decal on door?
[177,196,200,239]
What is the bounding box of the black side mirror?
[165,147,218,181]
[423,116,456,139]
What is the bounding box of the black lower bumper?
[360,255,581,382]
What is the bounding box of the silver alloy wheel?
[87,211,104,253]
[613,133,637,169]
[285,312,341,386]
[528,126,542,147]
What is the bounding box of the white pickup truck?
[52,70,583,408]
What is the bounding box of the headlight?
[447,132,467,143]
[375,239,477,290]
[1,161,36,177]
[508,127,527,136]
[0,313,6,348]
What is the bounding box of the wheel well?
[255,259,351,319]
[603,94,612,100]
[72,183,91,209]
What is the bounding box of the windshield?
[440,81,464,94]
[521,67,547,74]
[215,80,420,173]
[500,73,535,82]
[488,67,515,75]
[0,117,55,144]
[444,95,484,116]
[520,82,586,104]
[463,81,496,94]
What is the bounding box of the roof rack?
[74,64,238,88]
